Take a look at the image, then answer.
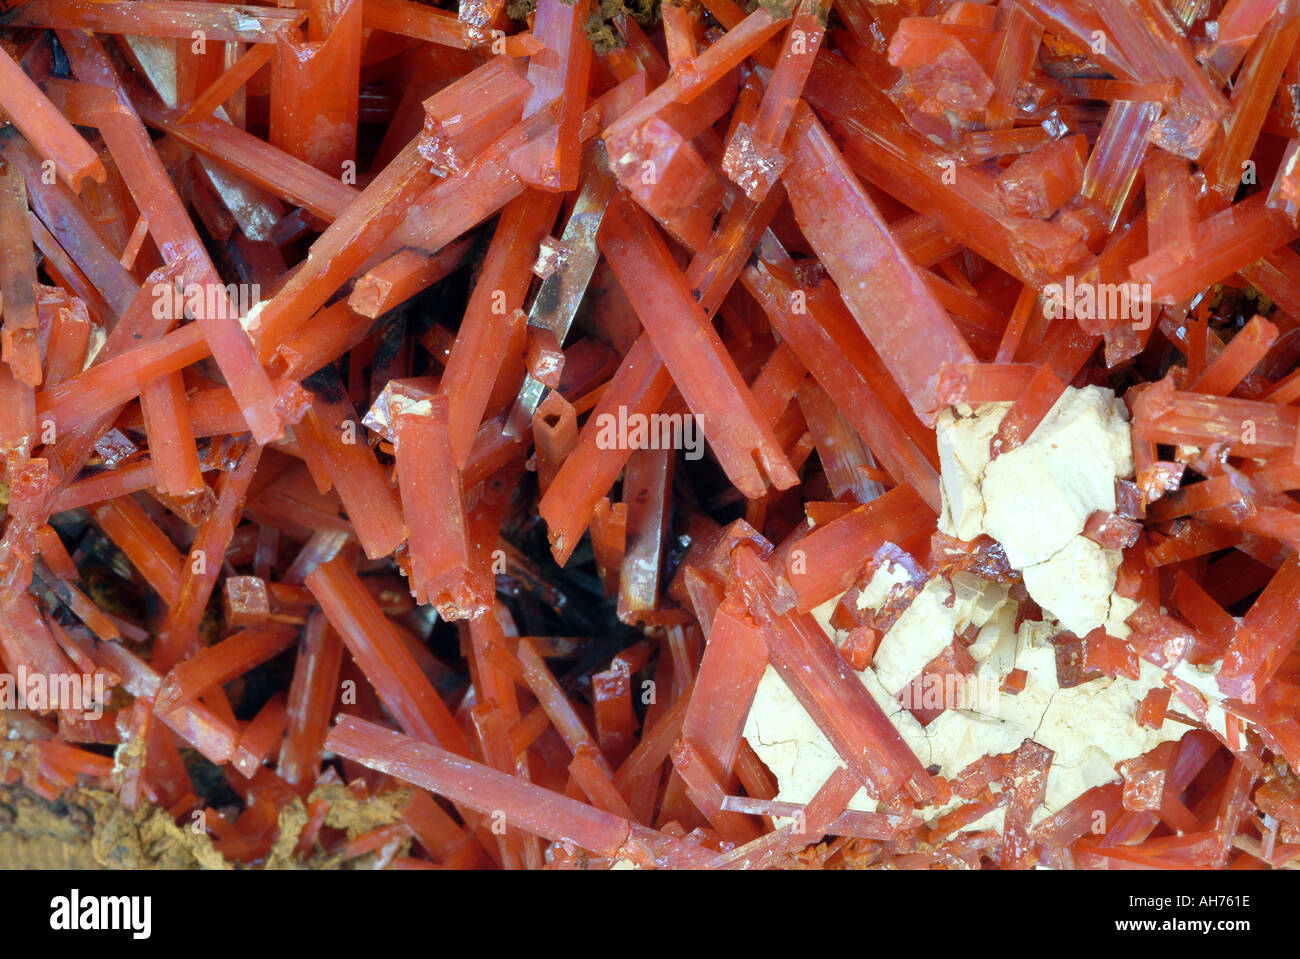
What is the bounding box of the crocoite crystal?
[0,0,1297,873]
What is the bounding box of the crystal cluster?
[0,0,1297,870]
